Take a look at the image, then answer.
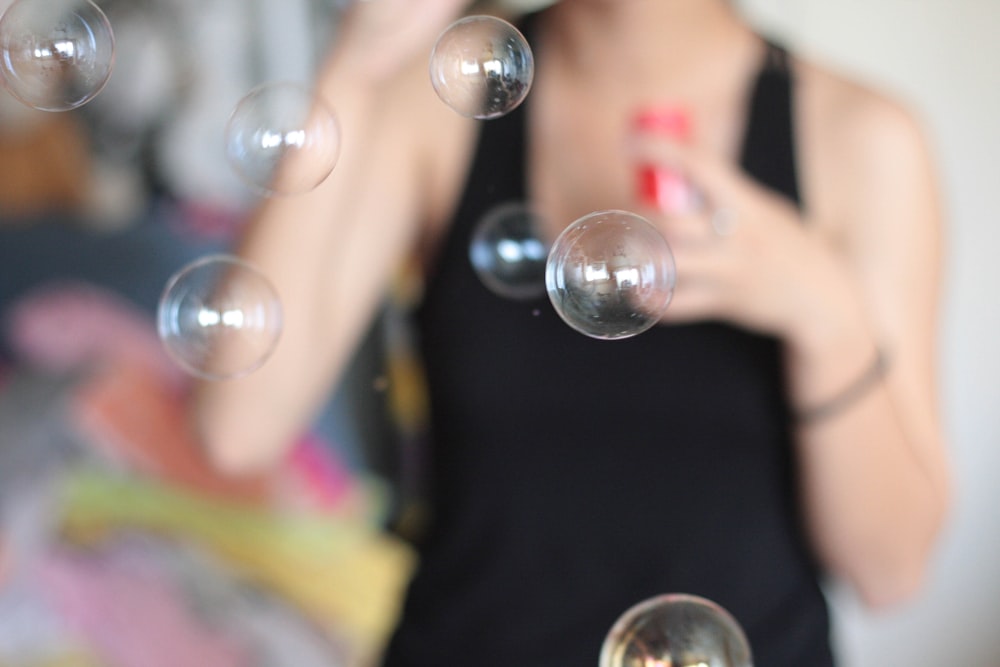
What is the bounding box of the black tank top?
[381,33,835,667]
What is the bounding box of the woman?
[193,1,951,664]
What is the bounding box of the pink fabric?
[169,201,247,242]
[286,434,357,510]
[4,282,186,389]
[7,281,372,516]
[36,550,250,667]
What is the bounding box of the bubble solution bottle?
[632,107,699,214]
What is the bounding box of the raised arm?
[193,0,472,475]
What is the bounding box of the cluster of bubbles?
[179,13,724,667]
[0,0,330,379]
[437,17,677,340]
[601,594,754,667]
[1,4,676,359]
[470,204,676,340]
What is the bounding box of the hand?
[329,0,474,86]
[628,136,853,342]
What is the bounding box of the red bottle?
[633,107,698,214]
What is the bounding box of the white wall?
[738,1,1000,665]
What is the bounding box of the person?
[191,0,952,665]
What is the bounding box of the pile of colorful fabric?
[0,281,415,667]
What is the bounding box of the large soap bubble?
[545,209,675,340]
[429,15,533,120]
[225,81,341,196]
[600,593,754,667]
[0,0,115,111]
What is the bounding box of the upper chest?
[524,64,757,239]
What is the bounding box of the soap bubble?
[545,209,675,340]
[225,81,341,196]
[429,15,533,120]
[0,0,115,111]
[600,594,753,667]
[157,254,283,381]
[469,201,550,300]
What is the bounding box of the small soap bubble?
[600,594,754,667]
[157,254,283,381]
[545,209,675,340]
[0,0,115,111]
[225,81,341,196]
[469,201,550,300]
[429,15,533,120]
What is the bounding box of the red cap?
[632,107,692,140]
[632,107,696,213]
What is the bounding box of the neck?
[540,0,752,80]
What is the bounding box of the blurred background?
[0,0,997,665]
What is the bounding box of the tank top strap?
[763,39,793,74]
[739,38,802,206]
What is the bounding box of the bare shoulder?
[791,56,940,239]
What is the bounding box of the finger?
[669,243,733,299]
[647,203,738,249]
[660,282,718,323]
[648,209,716,247]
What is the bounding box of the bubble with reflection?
[429,15,533,120]
[545,209,675,340]
[225,81,341,196]
[600,594,754,667]
[469,201,550,300]
[157,254,283,381]
[0,0,115,111]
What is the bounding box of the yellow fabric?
[57,469,416,661]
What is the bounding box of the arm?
[630,76,950,609]
[194,0,471,475]
[788,80,950,609]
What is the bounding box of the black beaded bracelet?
[797,348,889,424]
